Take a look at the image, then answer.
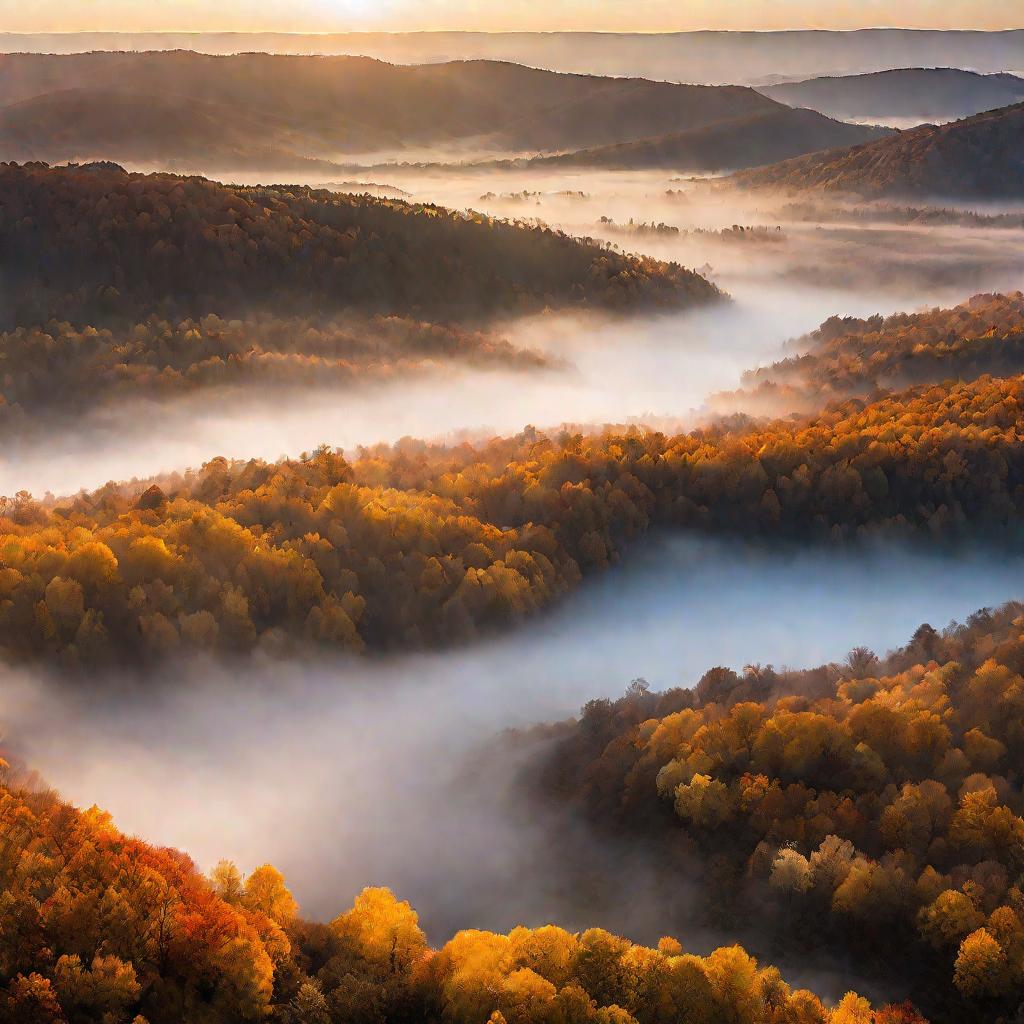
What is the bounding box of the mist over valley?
[8,536,1022,937]
[2,15,1024,1024]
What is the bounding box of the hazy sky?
[5,0,1021,33]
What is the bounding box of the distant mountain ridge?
[762,68,1024,125]
[729,101,1024,199]
[0,29,1021,86]
[0,50,884,174]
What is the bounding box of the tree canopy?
[0,756,905,1023]
[730,101,1024,199]
[529,601,1024,1022]
[715,292,1024,414]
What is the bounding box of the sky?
[3,0,1021,33]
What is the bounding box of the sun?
[307,0,401,29]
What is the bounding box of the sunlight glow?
[1,0,1020,33]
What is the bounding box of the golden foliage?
[535,602,1024,1019]
[0,762,890,1024]
[4,371,1024,665]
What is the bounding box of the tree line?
[729,101,1024,199]
[715,292,1024,414]
[0,313,553,439]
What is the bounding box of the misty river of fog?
[0,284,894,497]
[5,535,1023,952]
[4,275,1010,499]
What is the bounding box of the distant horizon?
[6,23,1020,88]
[3,27,1023,36]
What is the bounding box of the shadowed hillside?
[0,161,717,328]
[0,87,354,176]
[0,161,717,435]
[729,102,1024,199]
[525,106,891,172]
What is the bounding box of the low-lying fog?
[2,283,905,497]
[6,536,1022,956]
[382,167,1024,292]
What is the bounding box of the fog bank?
[0,284,895,497]
[5,535,1022,945]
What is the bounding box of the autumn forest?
[2,14,1024,1024]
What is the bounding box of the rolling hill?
[762,68,1024,126]
[526,106,892,172]
[0,160,717,439]
[0,161,719,335]
[0,50,884,173]
[0,87,353,175]
[729,101,1024,199]
[711,291,1024,414]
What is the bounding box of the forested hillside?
[4,371,1024,665]
[528,602,1024,1022]
[526,107,891,172]
[0,757,903,1024]
[714,292,1024,413]
[0,314,556,437]
[0,51,888,172]
[729,102,1024,199]
[0,162,713,328]
[0,51,779,153]
[0,87,353,177]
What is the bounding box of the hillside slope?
[713,292,1024,413]
[0,760,895,1024]
[729,102,1024,199]
[2,28,1023,85]
[0,162,716,328]
[0,87,351,174]
[0,50,813,168]
[528,106,891,172]
[762,68,1024,125]
[529,600,1024,1023]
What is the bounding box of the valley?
[1,15,1024,1024]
